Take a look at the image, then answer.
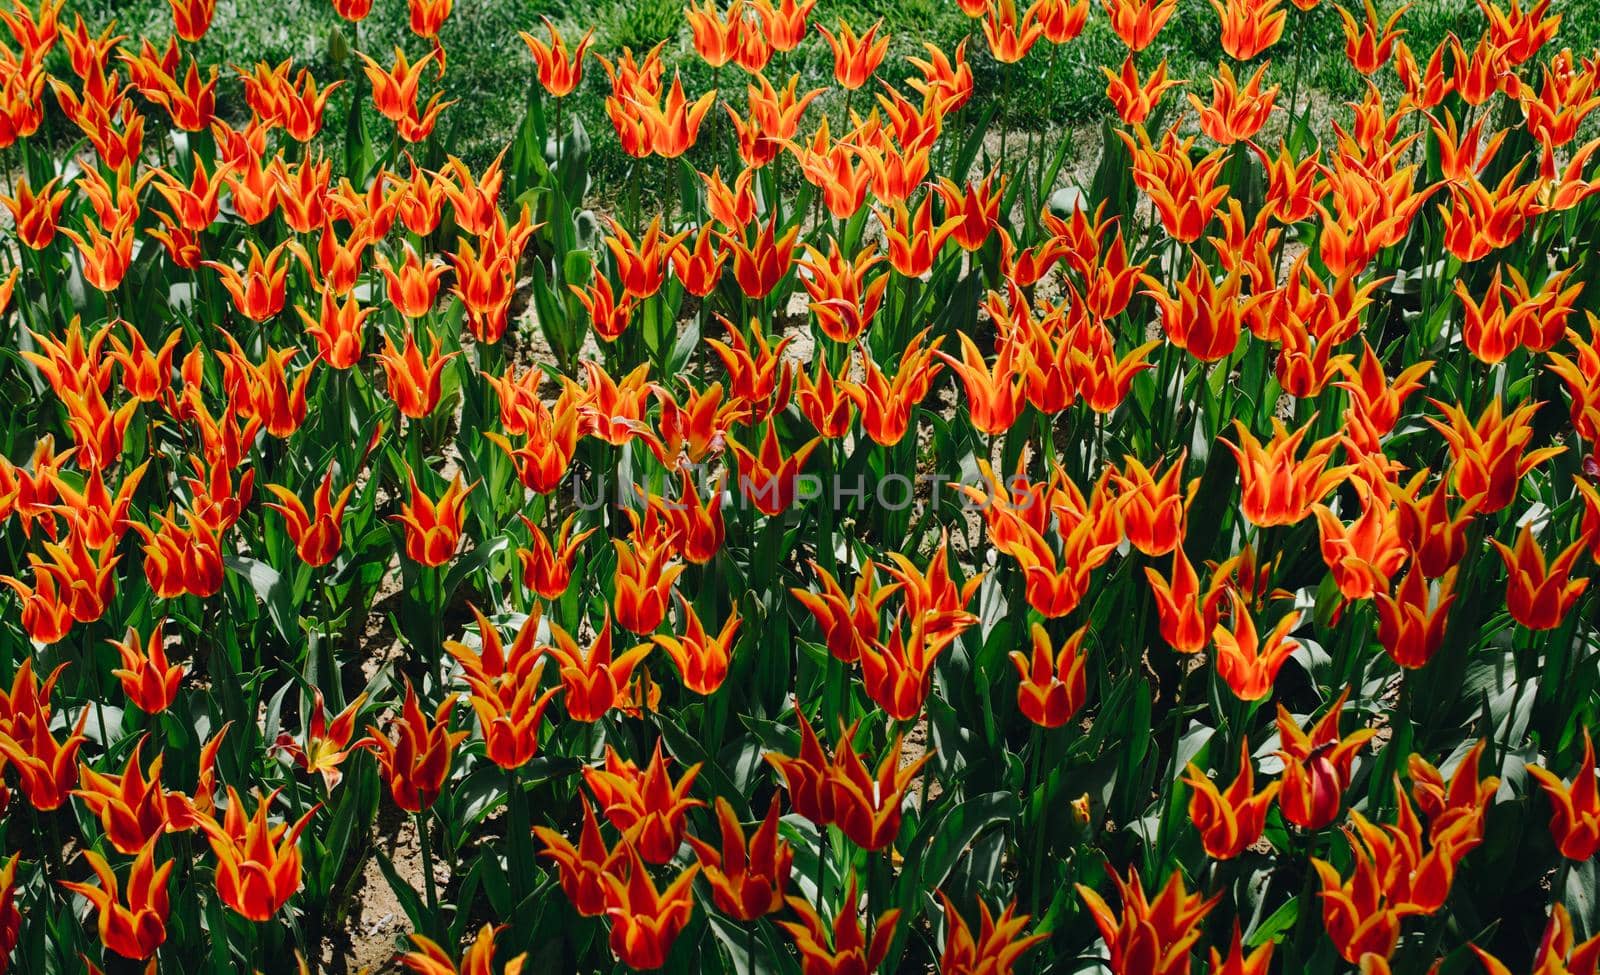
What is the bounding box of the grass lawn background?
[96,0,1600,193]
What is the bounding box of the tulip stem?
[416,809,440,930]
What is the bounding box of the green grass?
[93,0,1600,192]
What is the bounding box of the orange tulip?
[1473,904,1600,975]
[686,795,793,920]
[398,924,527,975]
[1529,731,1600,861]
[535,794,623,917]
[1209,924,1275,975]
[1009,623,1089,729]
[0,174,71,248]
[752,0,815,50]
[1490,523,1590,631]
[1212,0,1286,59]
[1276,686,1374,830]
[730,425,819,516]
[1375,564,1457,669]
[1184,741,1279,859]
[652,595,739,694]
[197,787,316,921]
[1143,252,1247,361]
[827,725,928,849]
[779,877,898,975]
[545,613,654,722]
[73,738,172,855]
[203,240,290,322]
[520,17,591,97]
[111,619,184,715]
[264,464,354,568]
[517,513,595,599]
[1214,592,1300,702]
[1102,0,1178,49]
[392,470,474,567]
[1226,417,1351,528]
[1145,547,1234,654]
[61,840,171,960]
[1337,0,1410,74]
[845,330,943,447]
[818,19,888,89]
[584,742,704,865]
[938,894,1046,975]
[602,845,699,970]
[365,682,468,812]
[1077,865,1219,975]
[275,689,369,790]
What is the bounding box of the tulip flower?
[817,19,888,89]
[448,614,560,771]
[1077,864,1219,975]
[0,174,71,248]
[520,17,591,97]
[61,840,172,960]
[0,698,88,809]
[1225,417,1351,528]
[74,739,172,855]
[686,795,793,920]
[583,742,703,865]
[399,924,527,975]
[938,894,1046,975]
[1490,523,1590,630]
[827,724,928,849]
[1276,686,1375,830]
[653,595,739,694]
[275,690,369,790]
[721,215,800,299]
[779,878,898,975]
[1102,54,1182,126]
[1213,592,1300,702]
[1145,547,1235,654]
[637,73,717,158]
[517,514,595,600]
[602,845,699,970]
[197,788,316,921]
[1183,742,1279,859]
[1102,0,1178,49]
[536,794,623,917]
[545,614,654,722]
[607,215,688,299]
[110,619,184,715]
[1009,623,1089,728]
[365,683,469,812]
[392,470,474,567]
[265,464,355,568]
[1528,731,1600,861]
[1338,0,1410,74]
[1473,904,1600,975]
[1210,924,1275,975]
[729,425,819,517]
[752,0,815,50]
[1143,252,1247,361]
[1189,63,1278,144]
[845,330,943,447]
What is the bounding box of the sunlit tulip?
[686,795,793,920]
[1213,0,1286,58]
[204,240,290,322]
[197,788,316,921]
[1375,564,1456,669]
[652,595,739,694]
[275,690,368,790]
[779,877,898,975]
[1076,864,1219,975]
[1214,592,1300,702]
[1428,397,1563,514]
[1276,686,1374,830]
[365,682,468,812]
[938,894,1046,975]
[1009,622,1088,728]
[1337,0,1409,74]
[1102,0,1178,50]
[535,795,622,916]
[1490,523,1590,630]
[520,17,591,97]
[602,844,698,970]
[1190,63,1278,144]
[517,514,595,600]
[399,924,526,975]
[1529,731,1600,861]
[817,19,888,89]
[0,174,70,248]
[1142,252,1248,361]
[1473,904,1600,975]
[265,464,354,568]
[1183,742,1279,859]
[61,840,171,960]
[1209,924,1275,975]
[377,329,458,419]
[392,470,473,567]
[827,725,928,849]
[545,614,653,722]
[752,0,815,49]
[111,619,184,714]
